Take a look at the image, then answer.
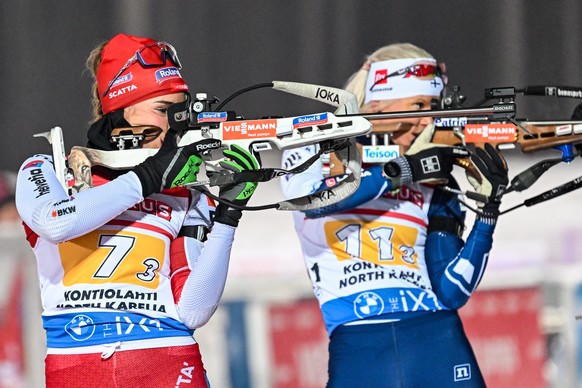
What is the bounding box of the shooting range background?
[2,1,582,387]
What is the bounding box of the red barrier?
[266,288,546,388]
[460,287,546,388]
[0,266,25,388]
[268,299,328,388]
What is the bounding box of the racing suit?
[281,145,491,387]
[16,154,234,387]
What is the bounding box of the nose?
[419,115,433,126]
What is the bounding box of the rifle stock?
[326,120,582,179]
[432,121,582,153]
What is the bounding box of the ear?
[122,105,135,125]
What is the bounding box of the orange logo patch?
[464,124,517,143]
[222,119,277,140]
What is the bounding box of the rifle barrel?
[339,105,513,120]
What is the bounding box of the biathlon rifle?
[35,82,582,213]
[162,82,522,211]
[342,85,582,213]
[35,82,374,212]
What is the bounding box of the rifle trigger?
[508,117,534,137]
[453,126,466,146]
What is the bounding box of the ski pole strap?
[499,174,582,215]
[523,175,582,207]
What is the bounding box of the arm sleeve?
[304,165,392,218]
[15,155,144,244]
[172,222,235,329]
[425,186,496,309]
[280,147,393,218]
[280,146,326,200]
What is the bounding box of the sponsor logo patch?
[155,67,182,83]
[353,291,385,318]
[65,314,95,341]
[111,73,133,88]
[292,113,328,129]
[197,111,228,123]
[324,177,338,187]
[362,145,399,163]
[454,364,471,382]
[434,117,467,127]
[420,155,441,174]
[28,168,50,198]
[22,160,44,170]
[374,69,388,84]
[464,124,517,143]
[51,205,76,218]
[222,119,277,140]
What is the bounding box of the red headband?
[97,33,189,115]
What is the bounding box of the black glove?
[404,145,469,183]
[212,144,259,227]
[383,124,469,187]
[132,133,217,197]
[466,143,509,219]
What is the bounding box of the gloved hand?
[466,143,509,218]
[212,144,259,227]
[132,132,218,197]
[382,124,469,187]
[406,123,435,155]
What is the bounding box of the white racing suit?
[16,154,235,387]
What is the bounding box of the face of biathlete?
[363,95,437,153]
[123,92,186,149]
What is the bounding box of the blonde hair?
[344,43,435,110]
[85,40,108,121]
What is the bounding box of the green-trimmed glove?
[133,134,219,197]
[213,144,259,227]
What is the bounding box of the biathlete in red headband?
[15,33,258,388]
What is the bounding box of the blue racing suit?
[281,145,491,387]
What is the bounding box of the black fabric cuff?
[428,216,464,237]
[132,164,156,198]
[477,202,500,225]
[395,156,413,185]
[178,225,209,242]
[214,204,242,227]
